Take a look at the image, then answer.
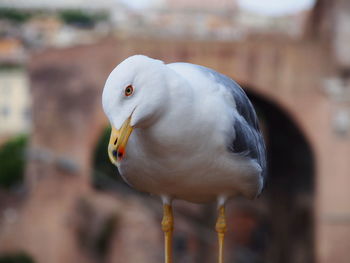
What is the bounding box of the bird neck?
[131,69,196,153]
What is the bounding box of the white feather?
[102,55,264,204]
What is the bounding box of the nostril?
[114,138,118,145]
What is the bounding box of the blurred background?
[0,0,349,263]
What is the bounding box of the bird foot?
[162,204,173,263]
[161,204,174,232]
[215,205,227,234]
[216,205,226,263]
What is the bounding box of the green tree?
[92,127,122,189]
[59,10,95,27]
[0,252,35,263]
[0,135,28,189]
[0,9,32,23]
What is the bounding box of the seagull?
[102,55,266,263]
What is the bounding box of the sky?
[120,0,317,15]
[119,0,160,9]
[237,0,316,16]
[0,0,317,15]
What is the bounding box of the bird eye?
[124,85,134,96]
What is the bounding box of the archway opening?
[225,89,315,263]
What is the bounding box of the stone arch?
[228,87,316,263]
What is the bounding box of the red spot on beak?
[117,147,125,160]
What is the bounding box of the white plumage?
[102,55,266,204]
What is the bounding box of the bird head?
[102,55,169,165]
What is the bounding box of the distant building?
[22,16,104,48]
[110,0,308,40]
[22,16,63,48]
[111,0,240,40]
[0,38,26,64]
[0,68,31,138]
[0,0,310,41]
[236,9,310,37]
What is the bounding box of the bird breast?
[117,90,262,202]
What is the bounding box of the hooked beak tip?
[107,117,133,166]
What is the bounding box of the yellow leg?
[161,204,174,263]
[215,205,227,263]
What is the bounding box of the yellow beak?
[108,116,134,165]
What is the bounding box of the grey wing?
[232,115,267,177]
[195,64,267,179]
